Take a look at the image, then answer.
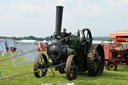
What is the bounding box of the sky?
[0,0,128,37]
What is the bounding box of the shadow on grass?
[30,67,128,82]
[103,71,128,79]
[77,70,128,81]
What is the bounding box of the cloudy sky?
[0,0,128,37]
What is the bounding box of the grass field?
[0,53,128,85]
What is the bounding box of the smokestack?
[55,6,63,36]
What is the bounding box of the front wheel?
[34,53,48,78]
[66,55,78,80]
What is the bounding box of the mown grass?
[0,53,128,85]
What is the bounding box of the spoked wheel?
[79,28,92,54]
[87,45,104,76]
[66,55,78,80]
[34,53,48,78]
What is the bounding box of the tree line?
[0,35,52,41]
[0,35,112,41]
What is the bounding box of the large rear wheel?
[87,45,105,76]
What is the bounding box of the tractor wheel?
[34,53,48,78]
[107,62,117,71]
[87,45,105,76]
[66,55,78,80]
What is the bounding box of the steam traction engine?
[104,32,128,71]
[33,6,105,80]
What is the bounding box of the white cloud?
[0,0,128,37]
[104,0,128,7]
[18,3,35,11]
[89,6,102,16]
[0,1,56,37]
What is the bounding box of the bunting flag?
[0,38,39,66]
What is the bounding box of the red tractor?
[104,32,128,70]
